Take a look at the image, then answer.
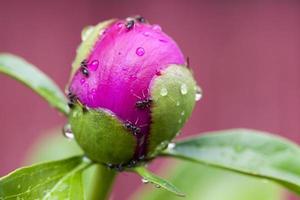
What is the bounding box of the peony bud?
[67,17,200,167]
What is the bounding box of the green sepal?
[69,104,136,165]
[148,65,197,157]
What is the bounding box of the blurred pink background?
[0,0,300,199]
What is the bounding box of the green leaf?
[0,53,69,115]
[132,166,185,197]
[162,129,300,196]
[0,156,90,199]
[133,161,282,200]
[24,129,83,165]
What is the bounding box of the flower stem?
[90,164,117,200]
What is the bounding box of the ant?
[135,15,146,23]
[125,20,135,30]
[80,59,89,77]
[67,92,78,108]
[124,121,141,136]
[133,90,152,110]
[136,98,152,110]
[186,57,190,69]
[125,16,147,31]
[124,118,147,136]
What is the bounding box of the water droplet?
[136,47,145,56]
[180,84,188,95]
[91,88,96,94]
[89,60,99,71]
[142,178,149,184]
[155,184,161,188]
[107,163,114,169]
[84,83,89,88]
[181,111,185,116]
[195,86,203,101]
[63,124,74,139]
[152,25,162,31]
[167,143,176,149]
[160,88,168,96]
[143,32,150,37]
[116,22,123,29]
[176,101,180,106]
[81,26,94,41]
[82,156,91,163]
[80,78,85,84]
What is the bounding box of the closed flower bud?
[67,17,201,167]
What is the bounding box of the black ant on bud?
[124,121,141,136]
[67,92,78,108]
[135,15,147,23]
[80,59,89,77]
[125,16,147,31]
[186,57,190,69]
[136,98,152,110]
[124,118,147,136]
[125,20,135,30]
[133,90,152,110]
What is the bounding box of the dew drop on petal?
[180,84,188,95]
[195,86,203,101]
[143,32,150,37]
[116,22,123,30]
[63,124,74,139]
[141,178,149,184]
[152,25,162,31]
[91,88,97,94]
[160,87,168,96]
[89,60,99,71]
[80,78,85,84]
[136,47,145,56]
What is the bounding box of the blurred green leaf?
[162,129,300,196]
[0,156,90,200]
[0,53,69,115]
[132,166,185,197]
[24,131,95,199]
[133,160,282,200]
[24,130,83,165]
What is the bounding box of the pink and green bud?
[68,17,200,167]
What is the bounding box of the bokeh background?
[0,0,300,199]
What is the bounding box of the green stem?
[90,164,117,200]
